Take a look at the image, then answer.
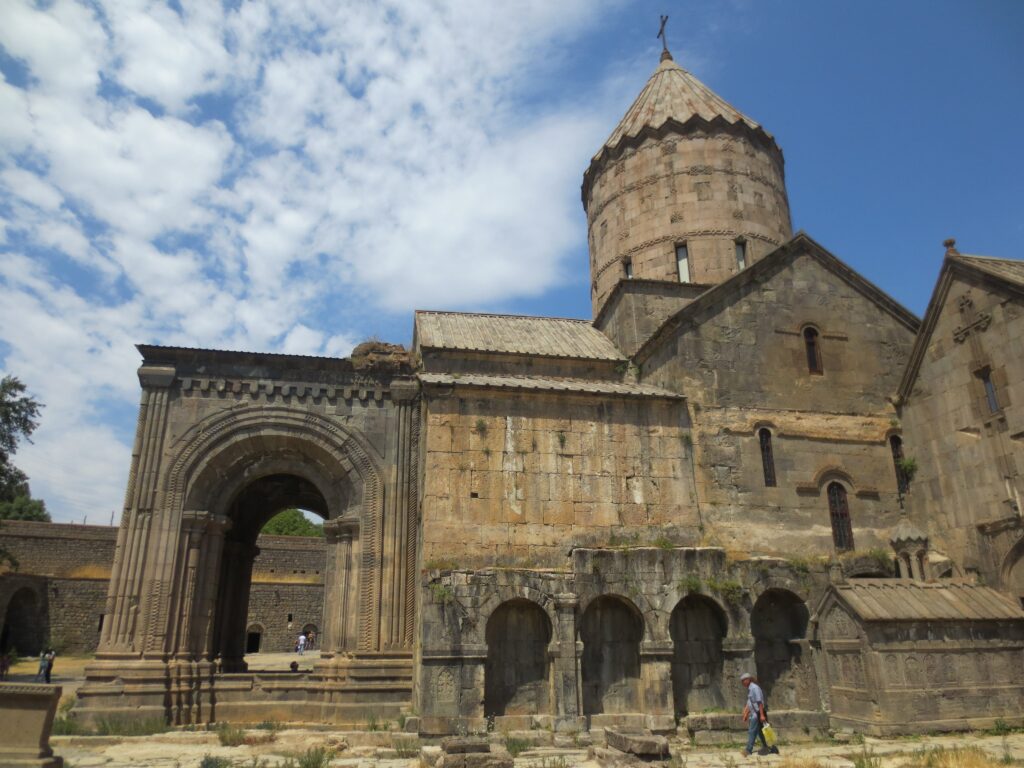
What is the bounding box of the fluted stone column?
[321,517,360,660]
[98,363,175,656]
[215,541,259,672]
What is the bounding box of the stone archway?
[484,599,553,717]
[1,586,44,656]
[580,595,643,716]
[1003,540,1024,606]
[751,589,810,709]
[670,595,727,716]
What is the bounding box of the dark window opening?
[890,435,909,493]
[977,368,1000,413]
[827,482,854,552]
[97,614,104,633]
[759,429,776,487]
[624,259,633,279]
[246,631,262,654]
[804,327,823,374]
[735,238,747,270]
[287,613,293,623]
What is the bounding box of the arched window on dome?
[758,428,776,487]
[676,243,690,283]
[804,327,823,375]
[827,482,854,552]
[735,237,747,271]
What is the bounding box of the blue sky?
[1,0,1022,523]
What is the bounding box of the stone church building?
[5,47,1024,737]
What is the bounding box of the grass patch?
[653,534,675,550]
[51,717,88,735]
[706,577,745,605]
[392,736,419,758]
[679,574,702,594]
[280,746,334,768]
[897,746,1022,767]
[199,757,234,768]
[850,748,881,768]
[94,715,170,736]
[217,723,247,747]
[504,735,531,757]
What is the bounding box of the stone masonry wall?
[421,389,699,569]
[0,521,326,654]
[901,270,1024,582]
[585,130,791,317]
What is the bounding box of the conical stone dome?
[583,52,792,319]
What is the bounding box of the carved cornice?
[178,377,396,404]
[138,364,176,388]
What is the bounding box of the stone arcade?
[8,45,1024,735]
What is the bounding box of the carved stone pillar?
[321,517,360,658]
[99,363,175,656]
[171,511,209,659]
[552,594,581,727]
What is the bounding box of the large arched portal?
[670,595,726,717]
[751,589,811,709]
[1,586,44,656]
[580,596,643,716]
[484,599,552,718]
[212,473,331,672]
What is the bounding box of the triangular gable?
[634,232,920,366]
[897,250,1024,404]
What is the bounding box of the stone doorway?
[0,585,44,656]
[751,589,810,709]
[484,599,552,718]
[214,474,330,672]
[580,596,643,716]
[670,594,726,717]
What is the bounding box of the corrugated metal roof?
[836,580,1024,622]
[415,311,624,361]
[956,254,1024,289]
[598,57,763,158]
[418,372,682,399]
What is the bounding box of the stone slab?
[0,683,64,768]
[605,729,670,759]
[442,736,491,754]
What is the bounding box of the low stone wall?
[0,521,327,654]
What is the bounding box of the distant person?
[296,632,307,655]
[0,652,10,680]
[307,630,316,649]
[36,650,47,682]
[44,648,56,684]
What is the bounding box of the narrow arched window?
[804,327,823,374]
[827,482,854,551]
[890,435,909,493]
[758,429,776,487]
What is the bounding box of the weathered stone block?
[604,729,669,758]
[441,736,490,754]
[0,683,63,768]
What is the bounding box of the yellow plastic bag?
[762,721,778,748]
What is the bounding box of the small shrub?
[424,558,459,572]
[397,711,407,730]
[504,735,530,757]
[787,557,811,575]
[557,431,566,449]
[217,723,247,747]
[367,712,379,731]
[199,757,233,768]
[653,534,675,550]
[429,582,456,606]
[254,719,282,732]
[474,418,488,436]
[679,574,702,594]
[850,748,881,768]
[296,747,334,768]
[896,456,918,482]
[706,577,745,605]
[990,718,1012,736]
[393,736,419,758]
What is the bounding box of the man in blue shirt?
[740,672,778,757]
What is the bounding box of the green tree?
[0,375,49,522]
[261,508,324,537]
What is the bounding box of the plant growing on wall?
[895,457,918,483]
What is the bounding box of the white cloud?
[0,0,625,521]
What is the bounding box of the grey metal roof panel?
[415,311,625,361]
[418,372,683,400]
[836,580,1024,622]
